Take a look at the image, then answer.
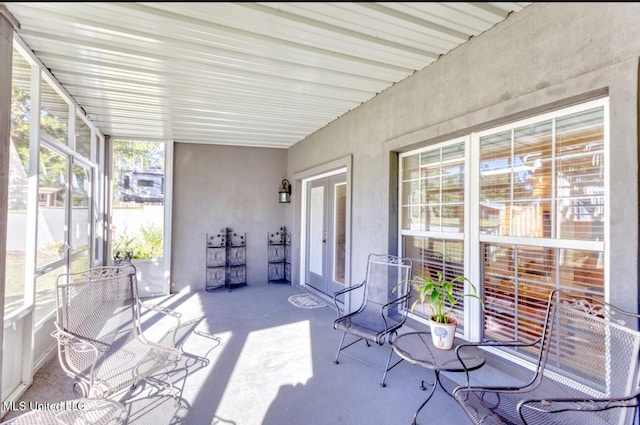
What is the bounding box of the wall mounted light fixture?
[279,179,291,203]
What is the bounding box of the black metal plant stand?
[267,226,291,285]
[206,227,247,292]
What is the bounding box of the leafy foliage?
[395,271,481,324]
[12,84,72,189]
[112,222,163,260]
[11,86,31,173]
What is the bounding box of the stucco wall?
[286,3,640,311]
[171,143,288,291]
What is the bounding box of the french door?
[35,141,94,321]
[305,173,347,296]
[2,138,95,408]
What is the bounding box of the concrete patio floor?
[2,283,524,425]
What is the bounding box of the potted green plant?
[401,271,481,350]
[112,223,166,296]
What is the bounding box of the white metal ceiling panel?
[3,2,530,148]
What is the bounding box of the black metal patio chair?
[333,253,412,387]
[453,289,640,425]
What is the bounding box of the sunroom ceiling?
[4,2,530,148]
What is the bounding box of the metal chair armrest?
[52,325,100,356]
[380,293,410,331]
[140,301,182,347]
[455,338,542,387]
[52,324,99,385]
[518,394,640,424]
[333,280,365,298]
[382,292,410,310]
[333,280,366,316]
[457,338,542,348]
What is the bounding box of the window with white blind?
[479,103,605,354]
[400,140,468,332]
[399,99,607,352]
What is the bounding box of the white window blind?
[400,141,467,330]
[479,104,606,355]
[400,101,607,354]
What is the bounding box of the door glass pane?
[94,134,102,265]
[112,141,165,261]
[309,186,324,276]
[36,146,68,323]
[34,265,64,323]
[37,146,66,269]
[5,47,31,317]
[75,114,91,158]
[70,162,91,270]
[40,78,68,145]
[333,183,346,284]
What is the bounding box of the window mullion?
[510,128,515,236]
[551,118,557,239]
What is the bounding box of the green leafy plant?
[112,223,163,260]
[397,272,482,324]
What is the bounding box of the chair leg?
[380,345,404,388]
[335,332,365,364]
[380,346,393,387]
[334,332,347,364]
[164,367,181,408]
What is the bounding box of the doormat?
[288,293,326,309]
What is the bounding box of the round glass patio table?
[393,331,485,425]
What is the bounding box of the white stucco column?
[0,4,19,403]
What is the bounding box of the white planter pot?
[131,258,168,297]
[429,317,457,350]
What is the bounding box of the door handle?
[322,230,327,244]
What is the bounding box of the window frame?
[399,136,475,339]
[399,97,609,348]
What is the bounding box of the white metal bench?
[53,266,181,402]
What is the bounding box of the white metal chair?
[53,266,181,402]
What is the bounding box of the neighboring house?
[37,187,63,207]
